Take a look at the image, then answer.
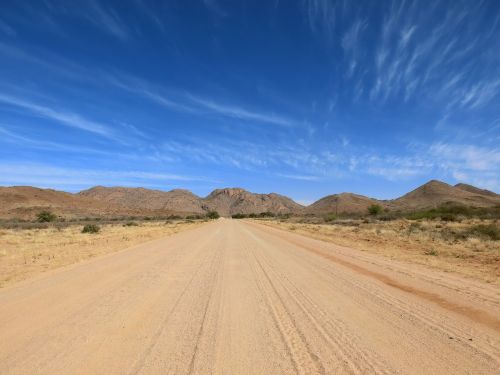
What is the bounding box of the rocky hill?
[0,186,139,219]
[454,183,498,198]
[203,188,303,217]
[79,186,206,214]
[305,193,381,215]
[390,180,499,211]
[304,180,499,216]
[1,180,498,220]
[80,186,303,217]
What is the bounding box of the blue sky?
[0,0,499,203]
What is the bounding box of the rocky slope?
[203,188,303,216]
[0,186,136,219]
[79,186,206,214]
[80,186,303,217]
[1,180,498,219]
[454,183,498,198]
[305,193,382,215]
[390,180,499,211]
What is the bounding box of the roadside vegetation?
[82,224,100,234]
[0,210,218,231]
[231,212,287,219]
[252,204,500,284]
[0,219,206,288]
[368,204,382,216]
[206,211,220,219]
[37,210,57,223]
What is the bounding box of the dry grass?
[0,220,204,287]
[258,218,500,284]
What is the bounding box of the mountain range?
[0,180,498,219]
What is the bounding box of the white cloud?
[109,73,297,127]
[277,173,321,181]
[0,93,114,138]
[187,95,296,127]
[85,0,129,40]
[0,162,212,190]
[430,142,500,172]
[203,0,227,17]
[0,20,16,36]
[302,0,337,40]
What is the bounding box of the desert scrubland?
[0,219,205,287]
[258,217,500,284]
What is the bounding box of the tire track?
[241,224,395,374]
[250,222,500,333]
[245,241,326,375]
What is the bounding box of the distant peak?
[208,187,248,196]
[423,179,448,186]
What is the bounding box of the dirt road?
[1,219,499,374]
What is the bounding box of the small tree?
[368,204,382,216]
[324,213,337,222]
[206,211,220,219]
[37,210,57,223]
[232,213,247,219]
[82,224,100,234]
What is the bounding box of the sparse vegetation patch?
[37,211,57,223]
[368,204,382,216]
[82,224,100,234]
[206,211,220,219]
[465,224,500,241]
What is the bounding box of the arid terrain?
[0,180,499,374]
[0,219,204,287]
[258,218,500,284]
[0,219,499,374]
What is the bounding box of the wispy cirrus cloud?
[341,17,366,78]
[369,0,500,109]
[108,73,297,127]
[276,173,322,181]
[429,142,500,190]
[0,42,300,128]
[0,20,16,36]
[429,142,500,172]
[0,125,108,154]
[0,162,214,190]
[0,93,114,138]
[304,0,500,111]
[302,0,337,41]
[85,0,129,40]
[186,95,296,127]
[203,0,227,17]
[158,134,500,191]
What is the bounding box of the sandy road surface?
[1,219,499,374]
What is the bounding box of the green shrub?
[37,211,57,223]
[465,224,500,241]
[82,224,100,234]
[368,204,382,216]
[258,211,275,218]
[232,213,247,219]
[206,211,220,219]
[323,213,337,222]
[407,204,500,221]
[424,249,438,256]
